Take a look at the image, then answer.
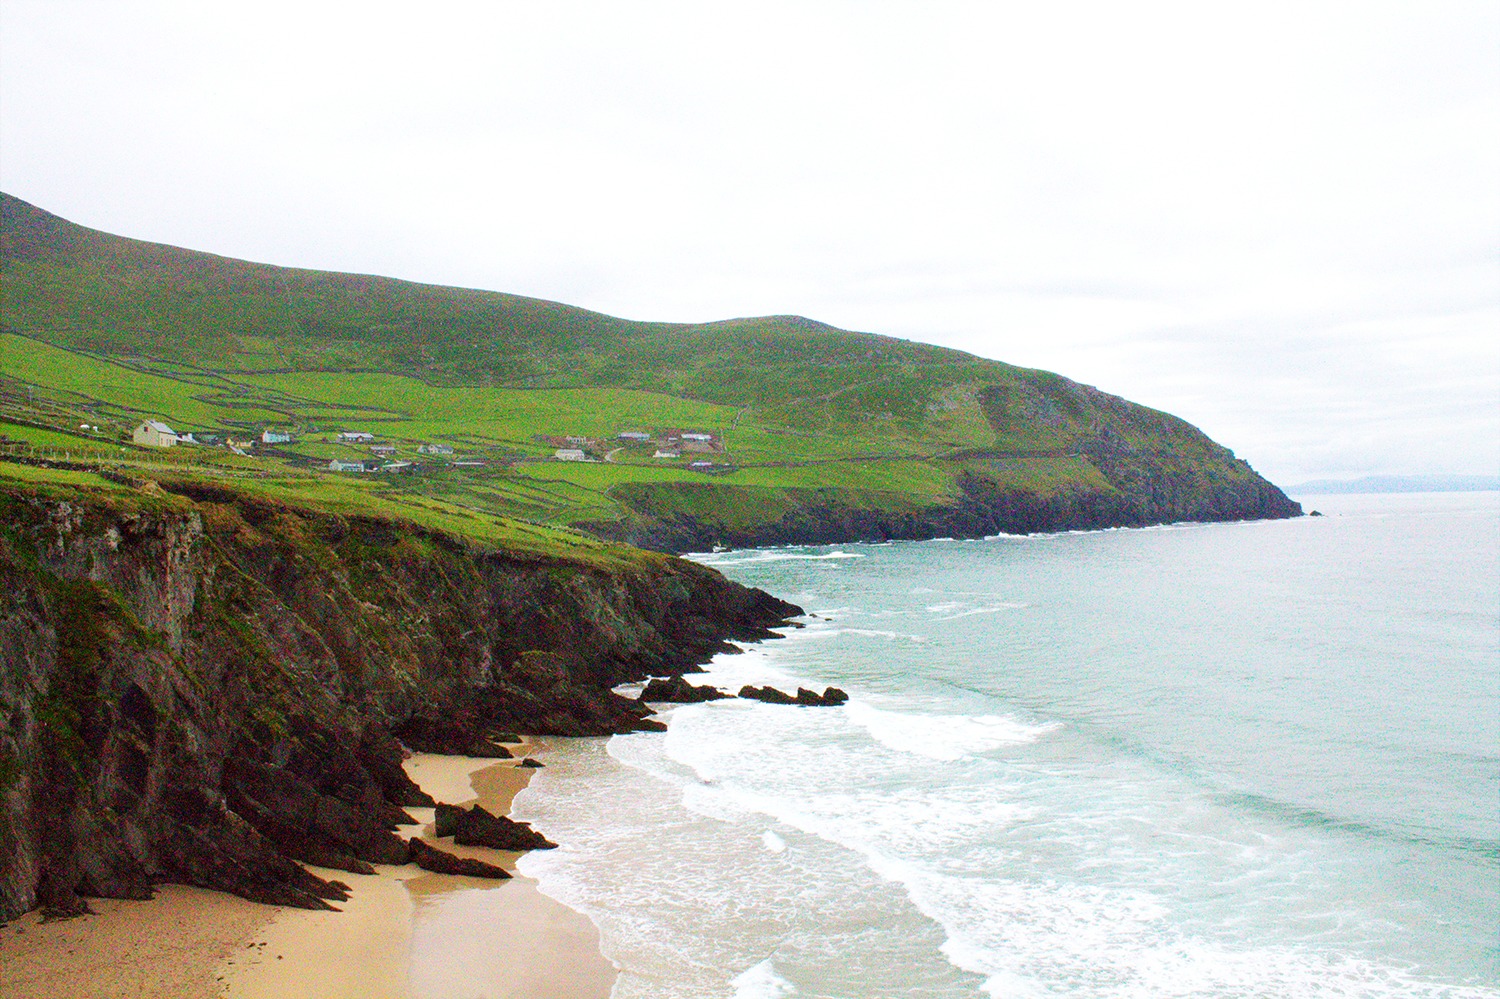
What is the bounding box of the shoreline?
[0,739,617,999]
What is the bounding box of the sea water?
[514,492,1499,997]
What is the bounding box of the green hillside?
[0,192,1298,549]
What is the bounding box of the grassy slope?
[0,192,1295,548]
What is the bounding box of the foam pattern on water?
[523,509,1500,998]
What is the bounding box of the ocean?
[514,491,1499,998]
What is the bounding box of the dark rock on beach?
[407,838,510,879]
[453,805,557,852]
[639,675,731,703]
[517,758,544,768]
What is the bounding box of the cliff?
[0,473,797,921]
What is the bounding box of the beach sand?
[0,739,617,999]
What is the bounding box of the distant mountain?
[0,191,1301,548]
[1286,475,1500,495]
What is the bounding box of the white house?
[261,429,292,444]
[417,443,454,455]
[338,431,375,442]
[653,449,680,459]
[328,459,365,472]
[554,448,588,461]
[370,444,398,456]
[681,432,713,442]
[617,432,651,442]
[132,420,178,448]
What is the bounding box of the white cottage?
[132,420,178,448]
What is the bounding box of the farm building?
[338,431,375,442]
[653,449,680,459]
[370,444,397,456]
[616,432,651,442]
[328,459,365,472]
[418,443,454,455]
[554,448,588,461]
[261,429,292,444]
[681,432,713,442]
[132,420,178,447]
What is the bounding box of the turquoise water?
[516,492,1499,997]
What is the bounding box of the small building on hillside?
[681,432,713,442]
[417,443,454,455]
[132,420,178,448]
[653,449,680,459]
[261,429,292,444]
[690,461,715,469]
[554,448,588,462]
[338,431,375,442]
[328,459,365,472]
[370,444,398,456]
[378,461,413,473]
[616,432,651,442]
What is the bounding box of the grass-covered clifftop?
[0,192,1299,547]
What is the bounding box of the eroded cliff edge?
[0,476,797,921]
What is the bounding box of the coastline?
[0,740,616,999]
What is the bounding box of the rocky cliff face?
[592,461,1301,553]
[0,478,797,921]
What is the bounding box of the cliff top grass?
[1,191,1280,545]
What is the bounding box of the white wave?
[933,603,1027,621]
[845,702,1060,762]
[761,830,787,853]
[694,549,865,567]
[731,959,797,998]
[839,627,928,642]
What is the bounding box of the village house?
[261,429,292,444]
[616,432,651,442]
[370,444,398,457]
[338,431,375,442]
[417,443,454,455]
[328,459,365,472]
[378,461,413,473]
[132,420,179,448]
[681,432,713,442]
[653,449,681,459]
[554,448,588,462]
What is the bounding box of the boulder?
[433,803,463,838]
[516,758,544,768]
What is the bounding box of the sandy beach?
[0,740,617,999]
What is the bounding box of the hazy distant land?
[1287,474,1500,495]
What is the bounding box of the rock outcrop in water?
[738,685,849,707]
[0,477,798,921]
[638,676,732,703]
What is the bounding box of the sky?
[1,1,1496,486]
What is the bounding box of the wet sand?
[0,740,617,999]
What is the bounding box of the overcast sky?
[2,1,1496,485]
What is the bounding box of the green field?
[0,191,1295,549]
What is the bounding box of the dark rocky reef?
[638,675,732,703]
[738,685,849,707]
[0,479,799,921]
